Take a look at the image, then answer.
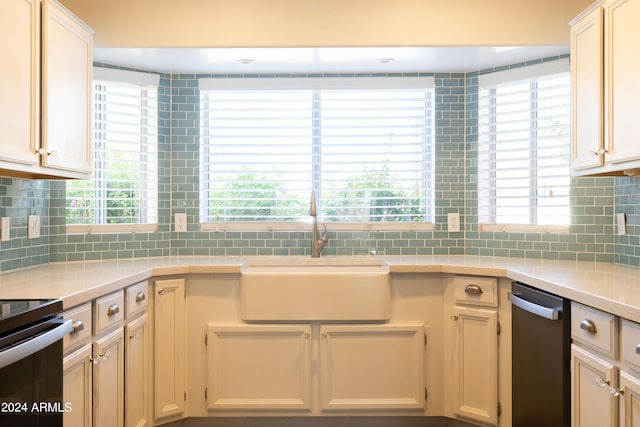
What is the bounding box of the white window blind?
[66,68,159,233]
[477,59,571,229]
[199,77,434,228]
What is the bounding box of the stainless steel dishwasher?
[510,282,571,427]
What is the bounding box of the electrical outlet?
[1,217,10,242]
[617,212,627,236]
[175,213,187,233]
[28,215,40,239]
[447,212,461,233]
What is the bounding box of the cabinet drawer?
[62,303,92,353]
[571,302,618,359]
[94,290,124,335]
[621,319,640,373]
[126,281,149,319]
[453,275,497,307]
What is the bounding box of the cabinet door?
[206,324,312,411]
[570,5,605,172]
[319,324,425,411]
[41,0,92,177]
[154,279,186,420]
[125,314,149,427]
[450,306,498,425]
[604,0,640,167]
[93,328,125,427]
[63,343,92,427]
[620,371,640,427]
[572,344,618,427]
[0,0,39,170]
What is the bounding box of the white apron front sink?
[240,257,390,321]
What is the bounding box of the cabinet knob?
[135,291,146,303]
[107,304,120,317]
[451,315,459,321]
[38,148,57,157]
[580,319,597,334]
[464,284,483,295]
[70,319,84,334]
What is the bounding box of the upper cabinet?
[0,0,92,179]
[571,0,640,177]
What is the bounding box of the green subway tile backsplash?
[2,57,640,271]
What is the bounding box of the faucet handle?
[320,223,328,241]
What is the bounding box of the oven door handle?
[0,319,73,370]
[509,292,562,320]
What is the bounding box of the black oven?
[0,299,73,427]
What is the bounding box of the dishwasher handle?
[509,292,562,320]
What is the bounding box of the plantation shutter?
[199,77,434,226]
[66,68,159,231]
[477,59,571,227]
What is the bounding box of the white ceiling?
[93,46,569,74]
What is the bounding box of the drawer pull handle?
[70,320,84,334]
[107,304,120,317]
[135,291,146,303]
[636,344,640,355]
[580,319,597,334]
[465,284,483,295]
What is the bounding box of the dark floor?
[163,417,477,427]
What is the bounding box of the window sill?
[66,224,158,235]
[200,221,434,232]
[479,224,570,234]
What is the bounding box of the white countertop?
[1,255,639,322]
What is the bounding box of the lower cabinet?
[154,278,186,421]
[450,306,498,425]
[206,324,312,411]
[125,314,150,427]
[93,328,125,427]
[319,324,425,411]
[447,275,500,426]
[62,282,150,427]
[63,344,93,427]
[205,323,425,414]
[570,302,640,427]
[571,344,618,427]
[619,371,640,426]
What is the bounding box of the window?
[199,77,434,230]
[477,59,571,231]
[66,67,159,233]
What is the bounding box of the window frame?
[65,67,160,235]
[477,59,571,233]
[198,76,435,232]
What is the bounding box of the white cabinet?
[620,371,640,427]
[319,324,425,411]
[0,0,92,179]
[204,323,425,414]
[93,328,125,427]
[570,4,604,172]
[206,325,312,411]
[572,344,618,427]
[571,0,640,176]
[570,302,640,427]
[154,278,186,420]
[62,281,151,427]
[447,275,499,426]
[125,314,150,427]
[63,344,93,427]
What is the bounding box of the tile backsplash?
[1,57,639,272]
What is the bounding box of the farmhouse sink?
[240,257,390,321]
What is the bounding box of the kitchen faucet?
[310,190,328,258]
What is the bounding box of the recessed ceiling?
[93,46,569,74]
